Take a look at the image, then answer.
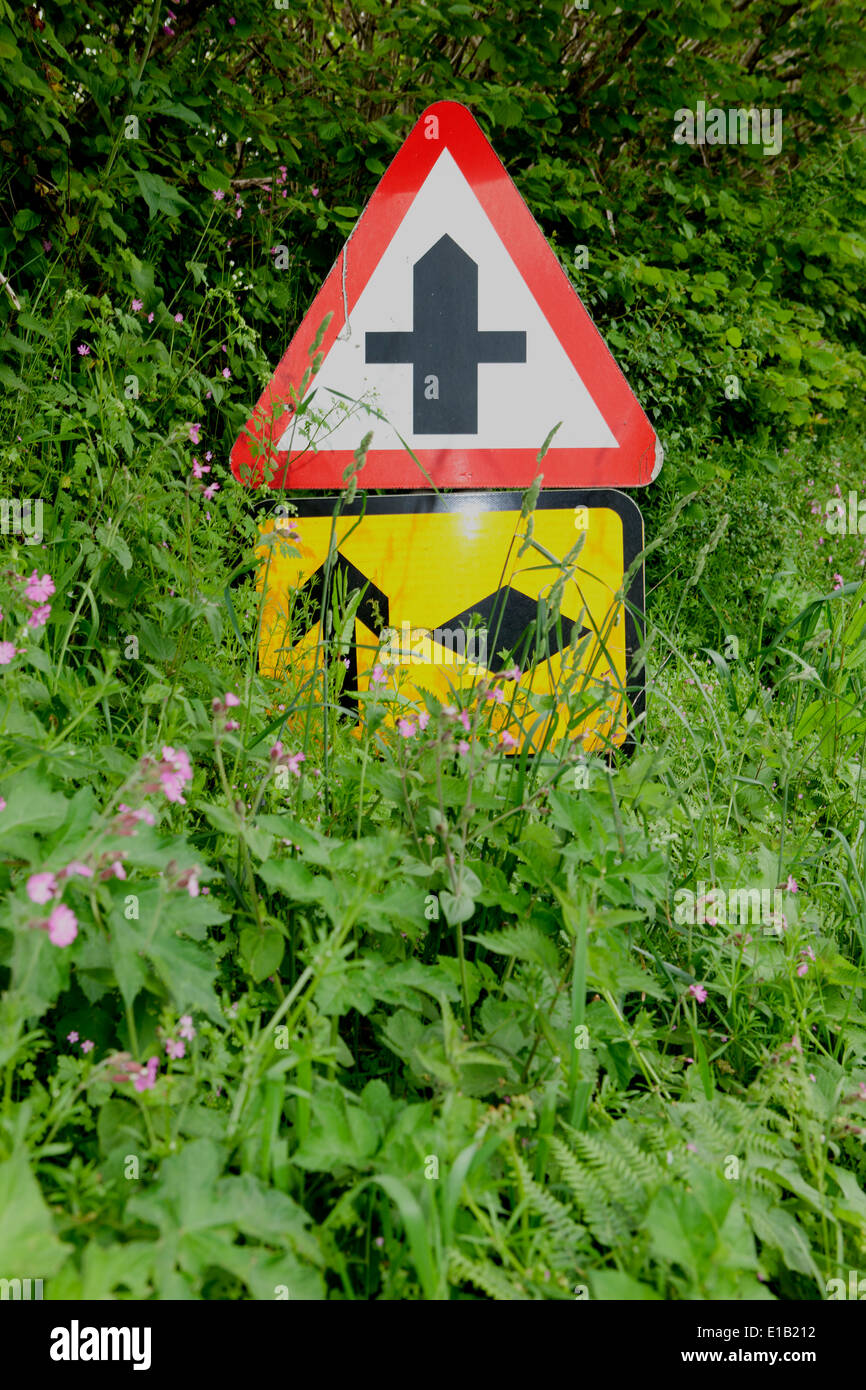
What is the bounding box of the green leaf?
[240,926,284,982]
[469,923,560,976]
[0,1150,69,1273]
[132,170,193,220]
[0,771,71,857]
[590,1270,662,1300]
[292,1082,381,1171]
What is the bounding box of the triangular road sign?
[231,101,662,492]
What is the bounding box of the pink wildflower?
[60,861,93,880]
[131,298,143,312]
[188,423,201,445]
[165,1038,185,1060]
[100,860,127,882]
[179,1015,196,1041]
[398,718,416,738]
[47,903,78,947]
[24,571,55,603]
[159,746,193,804]
[27,604,51,629]
[114,804,155,835]
[133,1057,159,1093]
[0,642,16,665]
[178,866,200,898]
[688,983,708,1004]
[67,1031,79,1043]
[81,1039,94,1053]
[27,872,57,904]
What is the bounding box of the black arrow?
[433,587,589,672]
[365,234,526,434]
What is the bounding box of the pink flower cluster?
[188,440,220,504]
[797,945,816,978]
[0,571,56,664]
[213,690,241,732]
[112,1055,159,1093]
[175,866,200,897]
[164,1014,196,1061]
[270,742,305,776]
[25,845,133,946]
[141,746,194,805]
[26,861,95,947]
[24,570,54,625]
[113,803,156,836]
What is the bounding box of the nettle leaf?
[0,770,71,858]
[468,924,561,977]
[356,880,428,935]
[258,858,341,924]
[292,1081,382,1171]
[7,927,71,1015]
[95,522,132,573]
[239,925,284,982]
[132,169,193,220]
[105,886,221,1020]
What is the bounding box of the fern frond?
[448,1250,528,1301]
[510,1151,586,1250]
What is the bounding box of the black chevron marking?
[294,559,590,711]
[298,554,390,638]
[434,587,589,673]
[295,553,390,713]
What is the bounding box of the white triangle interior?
[277,148,619,453]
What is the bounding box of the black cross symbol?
[365,234,526,435]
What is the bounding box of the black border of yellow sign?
[262,487,645,739]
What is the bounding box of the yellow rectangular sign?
[256,489,644,752]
